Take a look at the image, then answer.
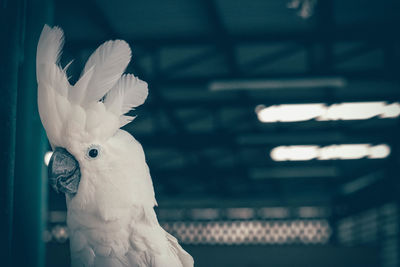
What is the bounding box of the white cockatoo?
[37,25,194,267]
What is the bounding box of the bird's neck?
[66,203,156,231]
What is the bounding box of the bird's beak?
[48,147,81,196]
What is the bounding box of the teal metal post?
[12,0,54,266]
[0,1,25,266]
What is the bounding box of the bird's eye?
[88,148,98,158]
[86,145,101,159]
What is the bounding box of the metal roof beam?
[142,93,400,109]
[68,26,400,49]
[77,0,119,38]
[161,48,217,77]
[202,0,238,75]
[153,71,399,87]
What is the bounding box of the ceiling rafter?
[78,0,119,38]
[160,48,218,77]
[142,93,400,109]
[242,45,304,73]
[315,0,334,73]
[67,25,400,49]
[155,70,398,87]
[152,51,186,133]
[202,0,239,75]
[150,51,220,182]
[334,44,381,65]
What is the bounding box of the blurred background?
[1,0,400,266]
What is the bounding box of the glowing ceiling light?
[368,144,391,159]
[270,145,319,161]
[270,144,390,161]
[257,104,326,122]
[318,144,369,160]
[317,102,387,121]
[380,102,400,118]
[44,151,53,166]
[257,101,400,123]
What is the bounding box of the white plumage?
[37,25,194,267]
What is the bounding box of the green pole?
[12,0,53,266]
[0,0,25,266]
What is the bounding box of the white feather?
[165,232,194,267]
[36,25,71,147]
[69,66,95,104]
[36,25,64,72]
[36,25,70,97]
[119,115,136,128]
[79,40,131,105]
[104,74,148,127]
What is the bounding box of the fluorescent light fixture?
[257,104,326,122]
[270,145,319,161]
[270,144,390,161]
[368,144,391,159]
[44,151,53,166]
[209,77,347,91]
[257,101,400,123]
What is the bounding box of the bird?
[37,25,194,267]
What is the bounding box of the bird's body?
[64,130,191,267]
[36,25,193,267]
[67,198,190,267]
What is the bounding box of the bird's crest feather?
[36,25,148,147]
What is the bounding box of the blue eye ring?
[86,145,101,159]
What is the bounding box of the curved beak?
[48,147,81,196]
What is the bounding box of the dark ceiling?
[52,0,400,208]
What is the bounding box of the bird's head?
[37,25,156,216]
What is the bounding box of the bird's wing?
[128,207,194,267]
[164,230,194,267]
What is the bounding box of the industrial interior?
[1,0,400,266]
